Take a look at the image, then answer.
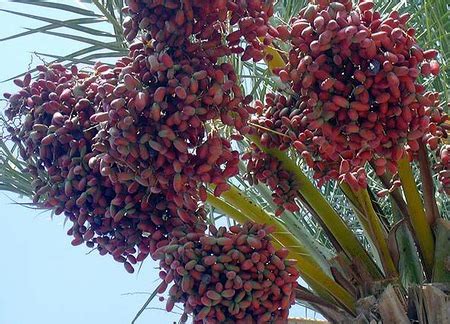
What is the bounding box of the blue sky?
[0,1,319,323]
[0,2,179,323]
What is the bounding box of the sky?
[0,1,180,323]
[0,1,320,323]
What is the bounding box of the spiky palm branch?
[1,0,449,323]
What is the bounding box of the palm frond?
[0,142,34,198]
[1,0,127,82]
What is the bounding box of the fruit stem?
[339,183,383,266]
[353,188,399,278]
[208,186,357,315]
[370,164,411,221]
[249,135,383,280]
[432,219,450,283]
[206,192,254,224]
[251,180,335,268]
[397,156,435,280]
[262,43,286,72]
[339,183,366,223]
[417,141,440,224]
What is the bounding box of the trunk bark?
[407,284,450,323]
[299,283,449,323]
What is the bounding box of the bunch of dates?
[155,222,299,323]
[251,0,447,191]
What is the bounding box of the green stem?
[354,188,399,278]
[295,192,343,254]
[339,183,368,228]
[339,183,383,268]
[370,163,411,221]
[432,219,450,283]
[391,197,424,287]
[239,168,334,267]
[341,182,398,277]
[417,141,440,224]
[262,41,286,72]
[250,135,383,280]
[206,193,254,224]
[397,156,435,280]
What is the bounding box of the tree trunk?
[301,283,450,323]
[350,283,450,324]
[407,284,450,323]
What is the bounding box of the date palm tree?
[1,0,449,323]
